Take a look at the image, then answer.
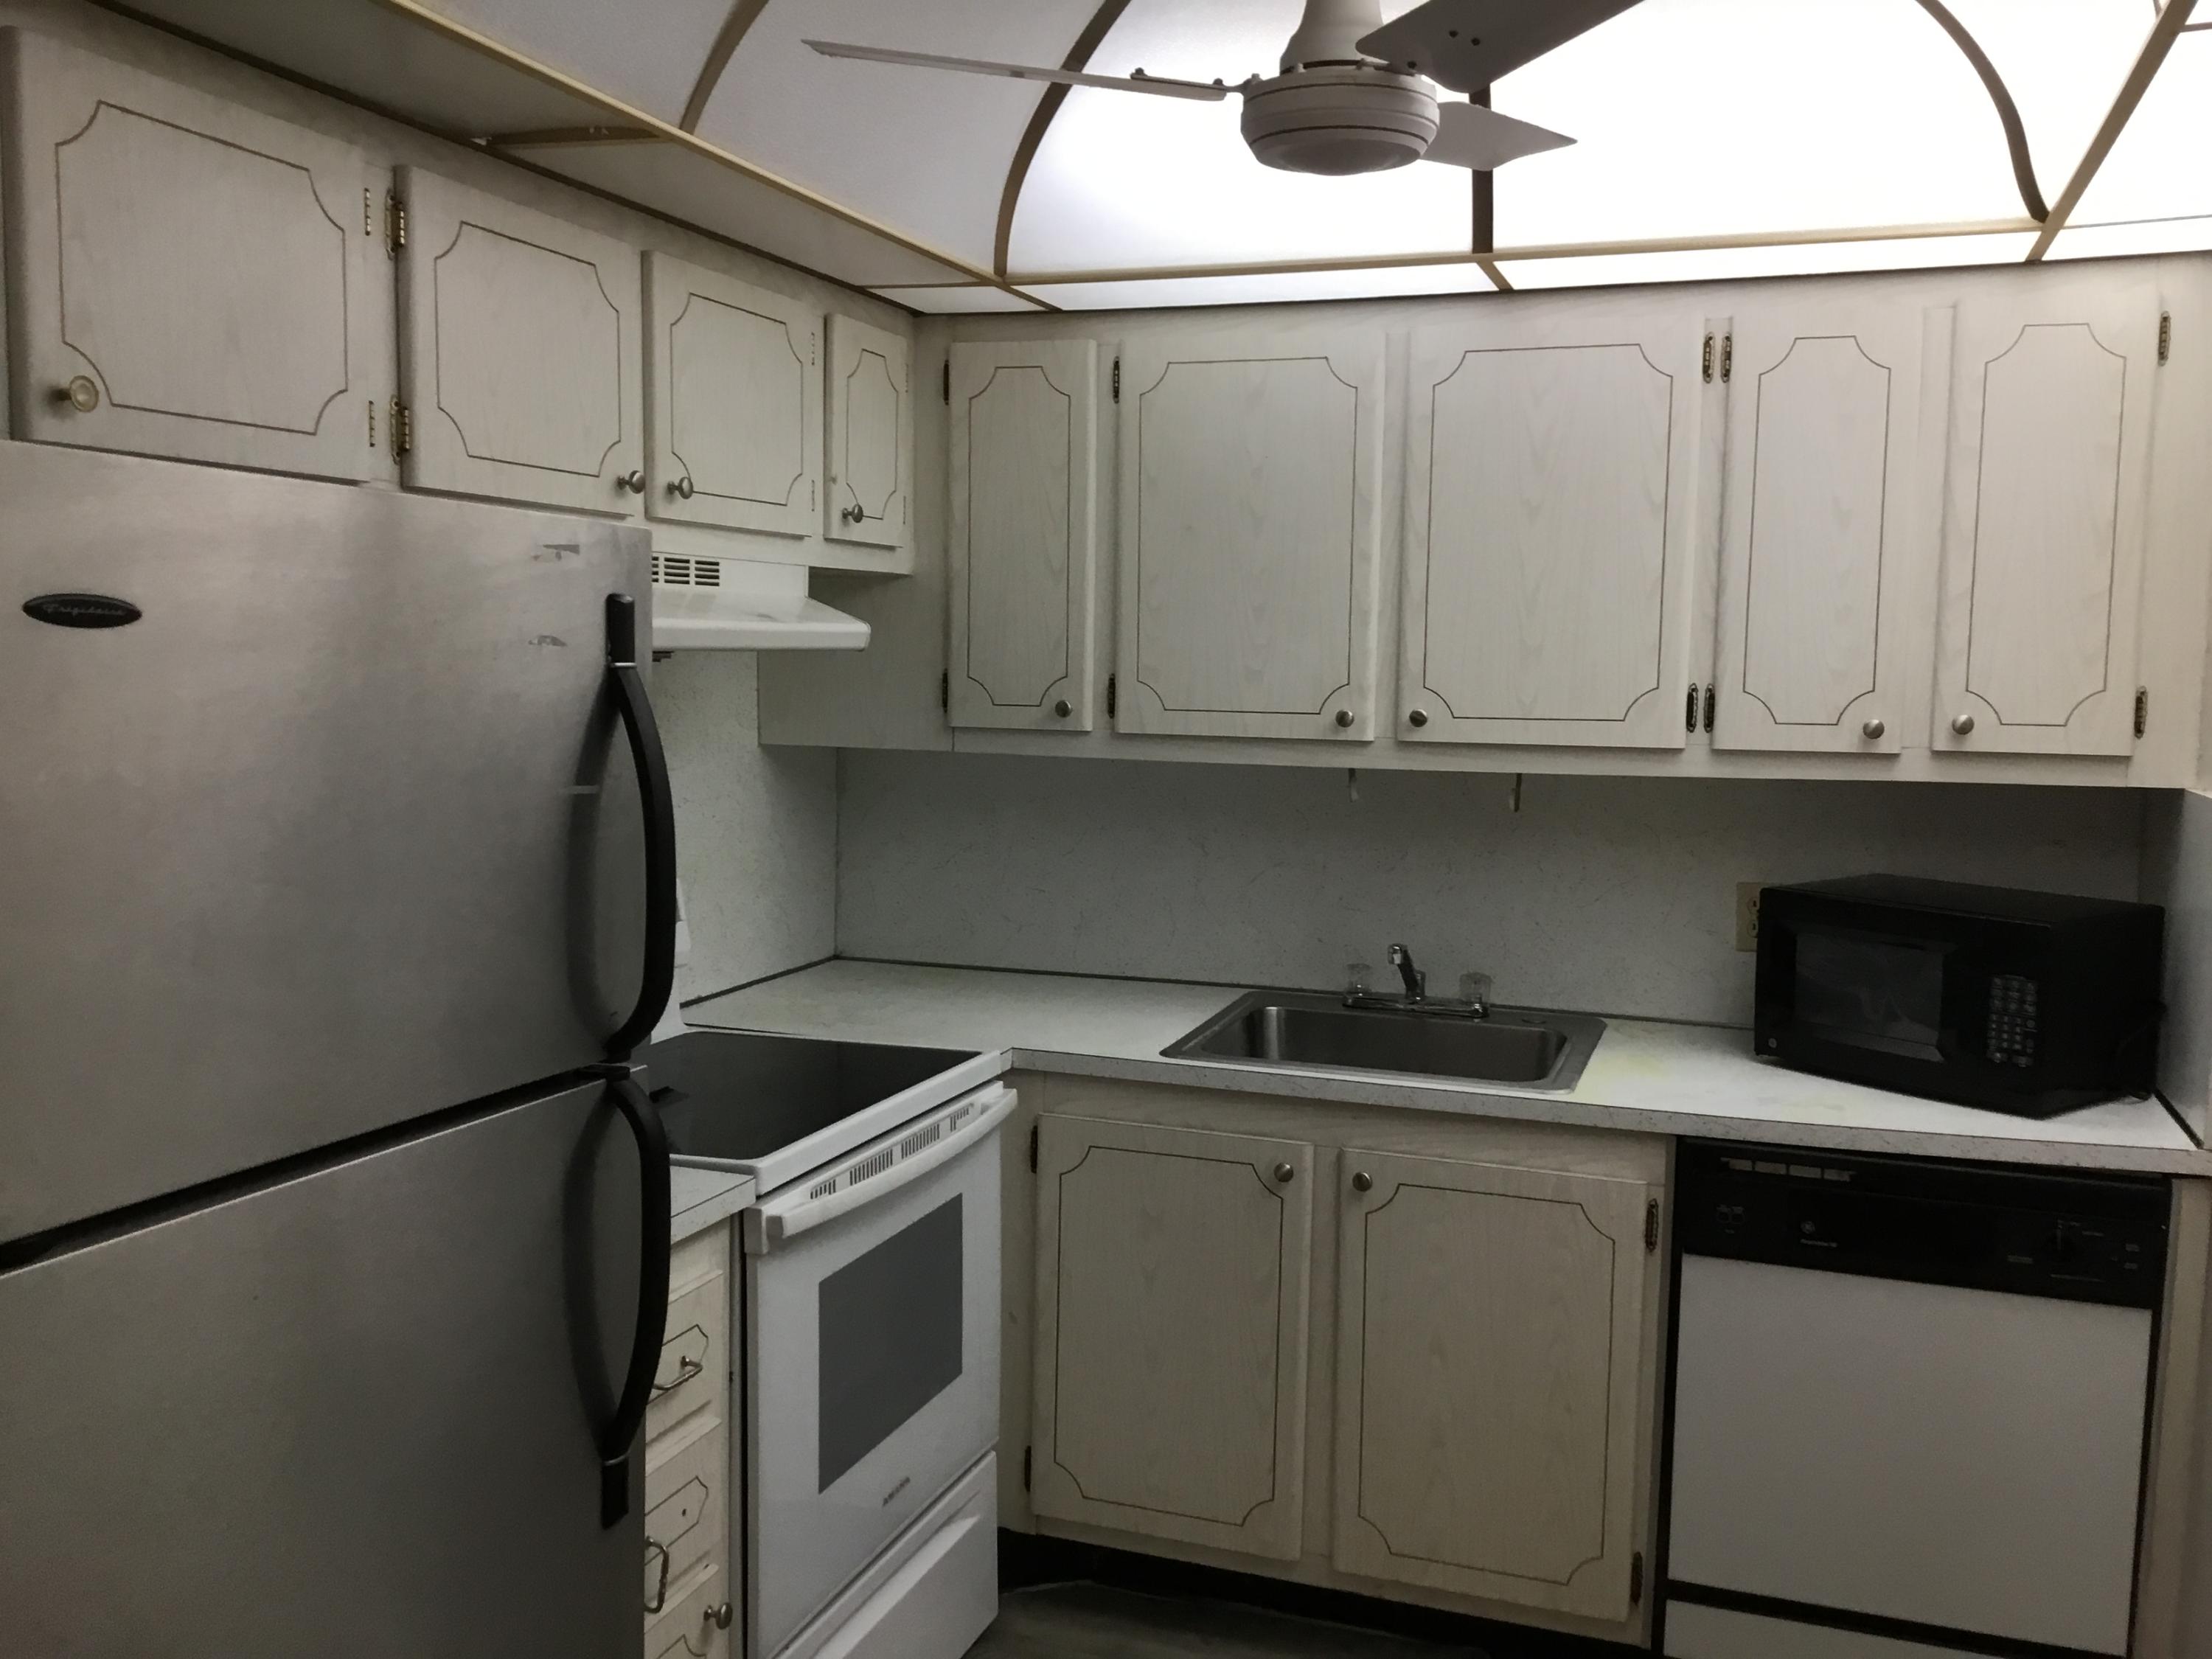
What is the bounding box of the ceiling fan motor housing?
[1240,66,1441,175]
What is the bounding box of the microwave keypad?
[1986,975,2040,1066]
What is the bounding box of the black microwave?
[1753,876,2164,1117]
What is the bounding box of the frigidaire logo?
[23,593,142,629]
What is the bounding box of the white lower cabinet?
[645,1225,736,1657]
[1332,1151,1656,1620]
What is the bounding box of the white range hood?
[650,548,869,652]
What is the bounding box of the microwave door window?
[817,1195,964,1492]
[1795,933,1947,1060]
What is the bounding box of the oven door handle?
[743,1085,1017,1256]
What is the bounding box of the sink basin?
[1163,991,1605,1092]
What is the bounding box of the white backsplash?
[836,754,2145,1027]
[658,653,835,1001]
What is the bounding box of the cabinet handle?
[1951,713,1976,737]
[1335,709,1354,728]
[1272,1161,1295,1183]
[1054,698,1072,718]
[651,1354,703,1396]
[709,1602,734,1632]
[616,470,646,495]
[1407,709,1428,728]
[1861,717,1885,740]
[1352,1170,1373,1193]
[644,1538,671,1615]
[55,376,100,414]
[842,503,866,524]
[669,475,695,500]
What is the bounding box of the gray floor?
[970,1583,1492,1658]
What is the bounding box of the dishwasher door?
[1667,1253,2152,1656]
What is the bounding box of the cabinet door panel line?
[964,362,1074,709]
[839,349,901,518]
[667,292,806,509]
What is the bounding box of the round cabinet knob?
[58,376,100,413]
[709,1601,735,1632]
[1951,713,1976,737]
[1861,717,1885,740]
[1407,709,1429,728]
[616,470,645,495]
[1054,698,1072,718]
[1351,1171,1374,1193]
[1334,709,1354,729]
[1273,1161,1295,1184]
[842,503,866,524]
[669,475,695,500]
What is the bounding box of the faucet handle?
[1458,971,1493,1012]
[1345,961,1374,995]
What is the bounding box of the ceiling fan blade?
[1419,100,1574,170]
[803,41,1232,101]
[1357,0,1643,94]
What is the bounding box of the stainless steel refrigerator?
[0,444,678,1656]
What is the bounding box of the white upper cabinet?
[1710,304,1941,755]
[1932,278,2163,757]
[823,314,911,552]
[1118,330,1385,740]
[643,254,818,538]
[948,339,1099,731]
[1,30,380,480]
[1399,305,1710,748]
[394,167,641,516]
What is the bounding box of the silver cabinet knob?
[1352,1171,1373,1193]
[1861,717,1885,740]
[1054,698,1072,718]
[709,1601,734,1632]
[1272,1161,1295,1183]
[1407,709,1428,728]
[668,475,695,500]
[1951,713,1976,736]
[56,376,101,413]
[1335,709,1354,728]
[842,503,866,524]
[616,470,645,494]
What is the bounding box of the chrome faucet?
[1343,945,1492,1018]
[1388,942,1426,1004]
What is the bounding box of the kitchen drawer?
[669,1225,728,1298]
[647,1268,728,1441]
[644,1417,727,1619]
[646,1559,734,1659]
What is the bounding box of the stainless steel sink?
[1163,991,1605,1092]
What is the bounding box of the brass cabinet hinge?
[385,192,406,257]
[1720,333,1733,382]
[1686,685,1700,731]
[389,397,412,457]
[939,670,950,714]
[942,361,951,404]
[1630,1551,1645,1607]
[1701,333,1714,383]
[1703,684,1717,734]
[367,397,376,449]
[1645,1198,1660,1253]
[1029,1124,1039,1172]
[364,187,373,237]
[2136,686,2150,738]
[1107,672,1118,720]
[1112,358,1121,403]
[2159,313,2171,365]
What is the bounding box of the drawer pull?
[709,1601,734,1631]
[644,1538,671,1615]
[653,1354,705,1396]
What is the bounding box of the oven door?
[743,1085,1011,1659]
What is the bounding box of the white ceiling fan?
[807,0,1641,177]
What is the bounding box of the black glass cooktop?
[642,1029,984,1164]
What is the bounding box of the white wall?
[837,754,2143,1026]
[658,653,835,1002]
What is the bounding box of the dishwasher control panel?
[1677,1141,2169,1308]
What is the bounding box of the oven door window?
[816,1194,964,1491]
[1792,929,1947,1060]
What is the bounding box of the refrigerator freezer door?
[0,444,653,1244]
[0,1079,644,1657]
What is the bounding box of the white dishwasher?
[1662,1142,2168,1659]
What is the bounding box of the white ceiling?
[401,0,2211,309]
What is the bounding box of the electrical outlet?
[1735,883,1763,952]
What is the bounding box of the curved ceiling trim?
[992,0,1138,277]
[681,0,773,133]
[361,0,1040,301]
[2030,0,2199,258]
[1910,0,2047,222]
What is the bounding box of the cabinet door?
[1932,279,2163,756]
[395,166,642,515]
[824,313,911,550]
[1334,1151,1655,1621]
[1,29,380,480]
[1118,332,1385,740]
[949,339,1099,731]
[1031,1116,1312,1561]
[644,253,818,537]
[1711,305,1938,754]
[1399,306,1708,748]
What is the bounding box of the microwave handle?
[744,1085,1017,1255]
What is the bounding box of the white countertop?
[671,1165,753,1242]
[689,960,2211,1176]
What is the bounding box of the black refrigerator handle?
[591,1065,672,1526]
[603,593,678,1062]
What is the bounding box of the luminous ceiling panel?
[1007,0,1474,277]
[2049,215,2212,261]
[418,0,736,124]
[1938,0,2153,198]
[1498,231,2040,291]
[705,0,1096,268]
[1019,262,1499,311]
[2072,32,2212,226]
[1491,0,2043,249]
